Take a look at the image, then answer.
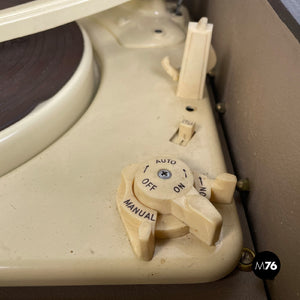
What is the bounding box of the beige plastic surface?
[194,173,237,204]
[0,13,243,285]
[155,214,189,239]
[96,0,187,48]
[0,27,97,177]
[117,164,157,261]
[0,0,129,42]
[194,174,212,199]
[177,17,213,99]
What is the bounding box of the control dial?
[116,157,236,260]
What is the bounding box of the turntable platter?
[0,0,33,10]
[0,23,83,131]
[0,23,98,177]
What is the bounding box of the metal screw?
[215,102,226,114]
[157,169,172,179]
[238,248,255,272]
[237,178,250,191]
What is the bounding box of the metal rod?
[175,0,184,15]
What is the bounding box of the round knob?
[133,157,222,245]
[134,157,194,214]
[116,156,237,261]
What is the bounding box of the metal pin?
[215,102,226,114]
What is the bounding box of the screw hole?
[154,29,163,34]
[185,106,195,112]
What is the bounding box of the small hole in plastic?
[154,29,163,34]
[186,106,195,112]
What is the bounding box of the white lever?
[176,17,213,100]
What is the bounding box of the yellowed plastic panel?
[0,14,243,285]
[96,0,187,48]
[155,214,189,239]
[117,164,157,261]
[0,0,130,42]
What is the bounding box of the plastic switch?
[171,119,195,146]
[116,157,237,260]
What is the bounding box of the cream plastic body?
[0,8,242,285]
[0,0,129,42]
[155,214,189,239]
[96,0,188,48]
[117,164,157,261]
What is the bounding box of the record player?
[0,0,243,286]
